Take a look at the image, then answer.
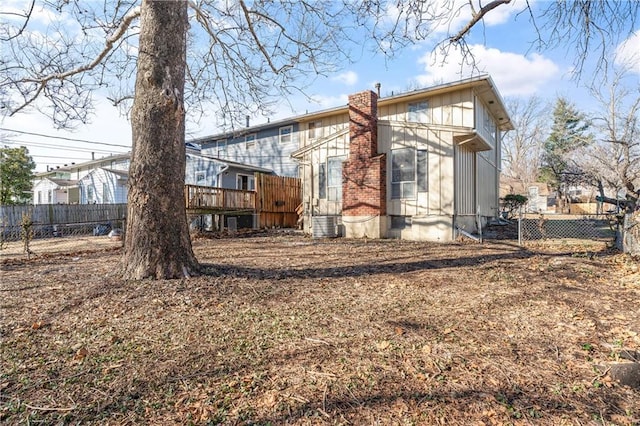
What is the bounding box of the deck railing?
[184,184,256,211]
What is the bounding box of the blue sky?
[1,0,638,172]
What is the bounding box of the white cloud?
[331,71,358,86]
[309,93,349,109]
[615,32,640,74]
[416,44,560,96]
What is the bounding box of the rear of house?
[293,75,512,241]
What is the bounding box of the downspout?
[216,163,230,187]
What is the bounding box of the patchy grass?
[1,232,639,425]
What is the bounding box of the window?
[390,215,411,229]
[37,191,42,204]
[48,190,52,203]
[391,148,415,199]
[417,149,428,192]
[308,121,322,140]
[327,156,346,201]
[86,186,93,203]
[408,101,428,123]
[483,107,496,138]
[279,126,293,144]
[216,139,227,156]
[318,163,326,199]
[245,134,256,149]
[195,170,206,186]
[236,174,255,191]
[103,183,111,203]
[391,148,428,199]
[318,156,345,200]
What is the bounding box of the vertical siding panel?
[427,130,441,215]
[455,145,476,215]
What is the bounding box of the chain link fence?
[518,211,617,246]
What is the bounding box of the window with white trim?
[279,126,293,144]
[407,101,428,123]
[391,148,428,199]
[236,174,255,191]
[245,134,256,149]
[318,156,346,200]
[195,170,207,186]
[327,156,346,201]
[103,182,111,203]
[86,186,93,203]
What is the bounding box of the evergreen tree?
[540,98,592,212]
[0,146,35,205]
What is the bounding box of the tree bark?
[122,0,199,280]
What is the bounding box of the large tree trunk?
[122,0,199,280]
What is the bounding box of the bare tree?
[578,63,640,212]
[1,0,638,279]
[501,96,548,187]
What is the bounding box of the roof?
[35,152,131,177]
[198,154,273,174]
[102,168,129,178]
[47,178,79,188]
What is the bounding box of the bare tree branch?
[450,0,512,43]
[0,0,35,42]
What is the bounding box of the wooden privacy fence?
[1,204,127,240]
[1,204,127,227]
[255,173,301,228]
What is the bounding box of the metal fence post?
[518,206,522,247]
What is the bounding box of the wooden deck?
[185,175,302,228]
[184,184,256,214]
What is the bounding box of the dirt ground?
[1,230,639,425]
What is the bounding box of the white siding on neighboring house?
[79,169,128,204]
[31,178,79,205]
[184,154,226,187]
[32,179,58,205]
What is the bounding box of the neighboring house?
[196,119,300,177]
[500,177,551,213]
[289,75,512,241]
[79,168,128,204]
[32,175,80,205]
[32,149,272,205]
[32,153,131,205]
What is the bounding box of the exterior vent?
[312,216,337,238]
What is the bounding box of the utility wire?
[0,127,131,148]
[3,138,127,154]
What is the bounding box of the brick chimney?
[341,90,386,238]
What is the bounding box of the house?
[192,75,511,241]
[499,177,552,214]
[32,148,273,205]
[196,118,300,178]
[290,75,513,241]
[32,153,130,205]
